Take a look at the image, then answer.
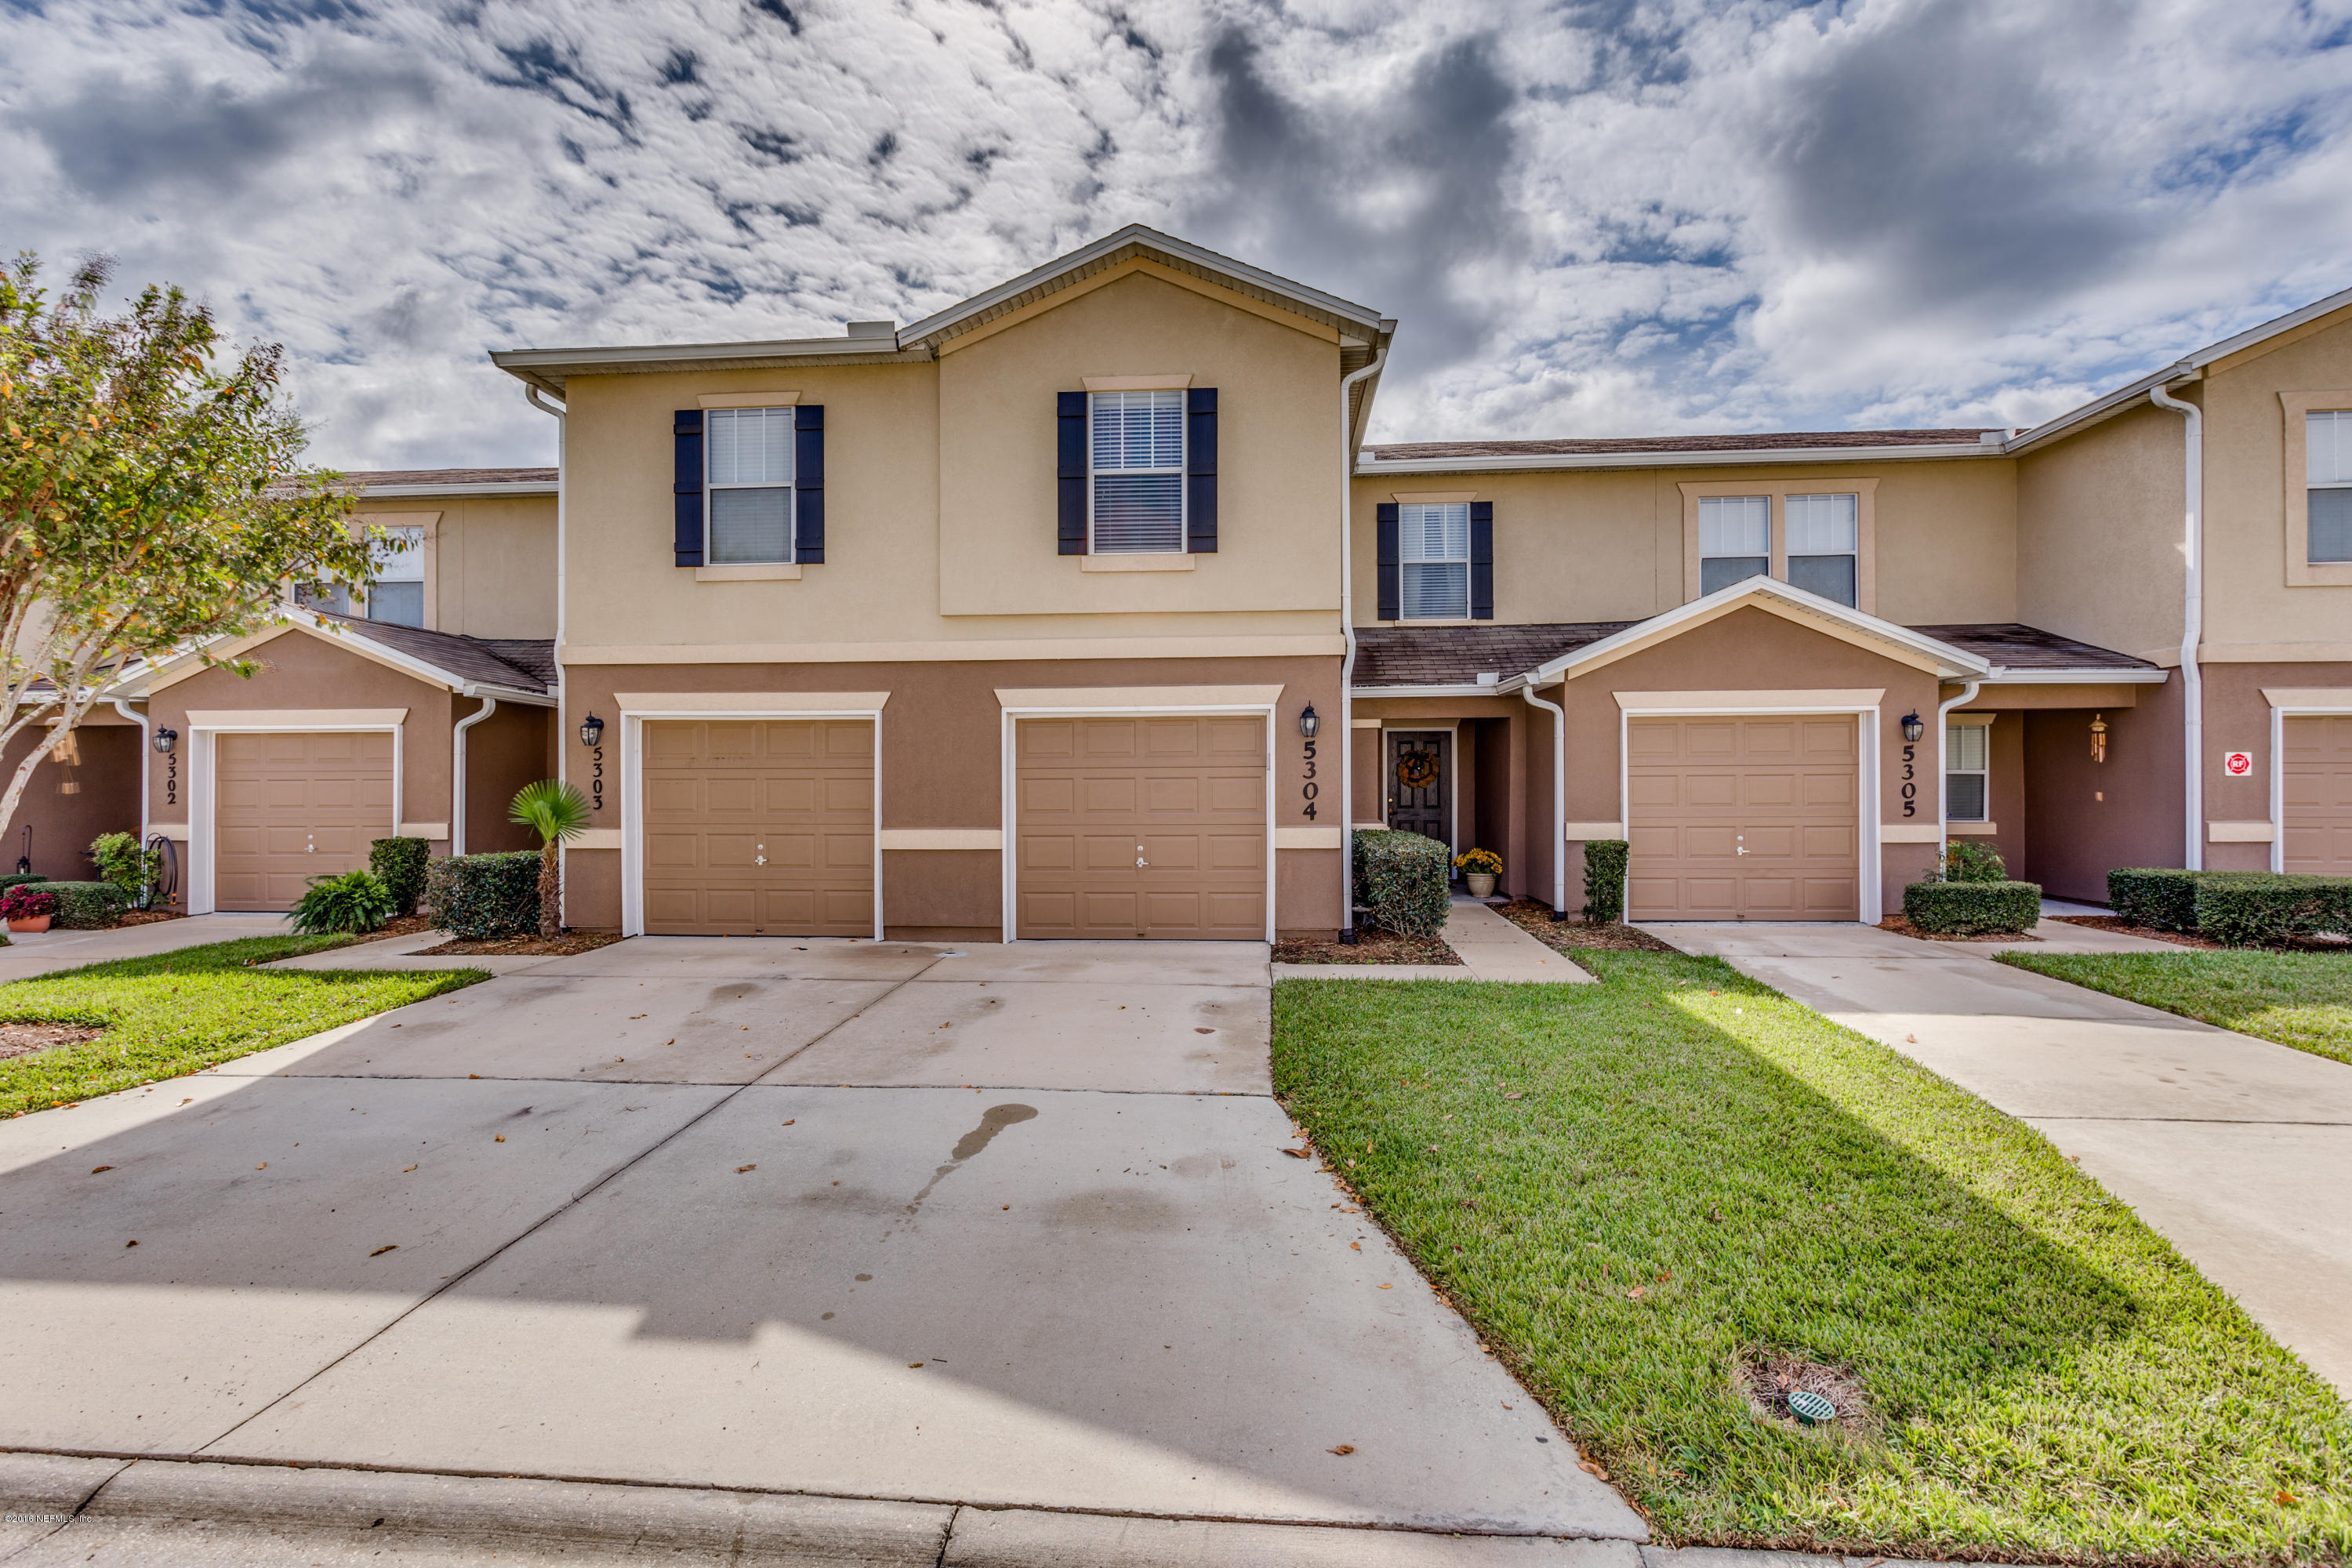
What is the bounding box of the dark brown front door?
[1385,730,1452,849]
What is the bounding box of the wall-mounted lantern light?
[151,727,178,756]
[1900,711,1925,743]
[1298,703,1319,739]
[2089,713,2107,764]
[579,713,605,749]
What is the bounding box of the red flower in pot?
[2,886,58,933]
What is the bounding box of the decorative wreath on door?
[1396,749,1439,789]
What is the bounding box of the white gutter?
[2149,379,2204,870]
[1935,678,1983,873]
[1336,338,1391,942]
[108,699,151,898]
[450,696,497,856]
[357,481,557,499]
[526,384,569,920]
[1520,681,1567,916]
[1359,440,2002,477]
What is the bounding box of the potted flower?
[2,885,58,934]
[1454,848,1504,900]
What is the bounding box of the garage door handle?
[754,855,767,866]
[1136,857,1148,868]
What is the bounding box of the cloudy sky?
[5,0,2349,470]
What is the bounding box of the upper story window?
[706,406,796,564]
[297,524,426,626]
[2307,411,2352,564]
[1697,495,1770,594]
[1090,390,1185,553]
[1946,721,1990,821]
[1399,503,1472,619]
[1784,493,1859,606]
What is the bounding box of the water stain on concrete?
[898,1104,1039,1221]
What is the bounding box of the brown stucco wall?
[462,700,552,855]
[2198,659,2352,869]
[560,653,1339,934]
[2024,679,2187,902]
[1945,706,2028,878]
[0,720,141,883]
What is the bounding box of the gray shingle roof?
[312,612,554,694]
[339,467,557,490]
[1906,623,2161,672]
[1363,429,1998,461]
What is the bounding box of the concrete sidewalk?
[1647,921,2352,1393]
[1275,900,1593,982]
[0,913,292,980]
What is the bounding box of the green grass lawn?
[1999,949,2352,1066]
[0,935,487,1117]
[1273,953,2350,1563]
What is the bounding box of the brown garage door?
[1015,715,1266,940]
[215,731,396,911]
[1627,714,1860,920]
[2283,715,2352,875]
[641,720,873,936]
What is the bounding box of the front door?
[1385,730,1453,851]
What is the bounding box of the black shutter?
[673,410,704,568]
[794,405,825,564]
[1057,392,1087,555]
[1186,387,1218,554]
[1376,503,1399,621]
[1470,500,1494,619]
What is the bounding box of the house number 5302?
[1301,737,1318,820]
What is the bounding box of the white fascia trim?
[1356,442,2000,476]
[1526,577,1992,684]
[357,481,557,499]
[901,224,1387,348]
[1349,684,1508,699]
[1979,666,2170,685]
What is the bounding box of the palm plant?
[508,779,590,939]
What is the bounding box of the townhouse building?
[49,226,2351,935]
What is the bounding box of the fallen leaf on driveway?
[1377,1283,1392,1290]
[1579,1458,1610,1480]
[1349,1242,1361,1250]
[402,1165,418,1174]
[469,1074,481,1080]
[782,1120,795,1127]
[180,1098,192,1105]
[1327,1444,1355,1455]
[1280,1146,1310,1158]
[255,1163,266,1170]
[494,1135,505,1143]
[125,1240,137,1247]
[1194,1027,1214,1034]
[89,1166,113,1174]
[369,1245,397,1258]
[630,1014,646,1019]
[736,1164,757,1173]
[908,1362,924,1369]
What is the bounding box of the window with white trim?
[2307,411,2352,564]
[1398,502,1471,620]
[706,406,796,564]
[298,524,426,625]
[1946,721,1990,822]
[1784,493,1859,606]
[1090,389,1185,553]
[1697,495,1769,595]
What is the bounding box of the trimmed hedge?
[1905,879,2042,935]
[2192,872,2352,948]
[370,837,430,917]
[2108,868,2201,931]
[425,851,539,942]
[1583,838,1629,924]
[0,873,49,895]
[44,880,132,930]
[1353,829,1451,938]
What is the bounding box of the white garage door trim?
[2267,692,2352,873]
[1617,699,1883,925]
[999,702,1277,942]
[186,719,405,916]
[618,705,886,939]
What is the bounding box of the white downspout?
[1520,681,1566,916]
[1935,677,1983,874]
[1336,336,1391,942]
[109,697,151,904]
[451,695,497,857]
[2149,376,2203,870]
[524,383,568,913]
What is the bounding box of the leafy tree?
[509,779,590,939]
[0,254,374,846]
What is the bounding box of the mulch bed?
[1495,898,1675,953]
[0,1022,104,1062]
[349,914,442,944]
[414,930,626,958]
[1878,915,2038,943]
[114,909,184,927]
[1273,931,1463,966]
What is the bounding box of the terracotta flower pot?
[1465,873,1497,900]
[7,914,52,933]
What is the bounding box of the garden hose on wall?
[144,833,179,912]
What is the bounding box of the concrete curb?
[943,1508,1639,1564]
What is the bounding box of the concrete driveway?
[0,936,1643,1558]
[1650,922,2352,1395]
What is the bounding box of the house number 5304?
[1301,737,1318,820]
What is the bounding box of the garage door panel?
[1742,774,1795,808]
[641,720,873,936]
[214,730,396,913]
[1145,777,1201,814]
[2284,715,2352,876]
[1627,713,1860,921]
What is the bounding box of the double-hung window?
[1398,503,1471,619]
[1946,722,1990,822]
[365,527,427,626]
[706,406,795,564]
[1784,493,1859,606]
[1697,495,1770,594]
[1090,389,1185,553]
[2307,411,2352,564]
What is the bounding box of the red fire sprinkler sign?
[2223,751,2255,777]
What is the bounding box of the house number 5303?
[590,745,604,811]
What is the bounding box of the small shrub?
[1939,840,2007,883]
[1583,839,1629,924]
[88,831,161,898]
[0,886,57,920]
[1352,829,1451,938]
[426,851,541,941]
[43,881,132,929]
[2109,868,2200,931]
[369,837,430,917]
[2191,872,2352,947]
[1453,847,1503,877]
[1905,879,2042,935]
[289,869,396,936]
[0,873,49,895]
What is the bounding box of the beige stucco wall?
[354,494,556,640]
[1348,456,2016,630]
[2014,404,2183,662]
